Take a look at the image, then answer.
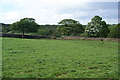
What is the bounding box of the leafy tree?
[85,16,109,37]
[10,18,39,38]
[37,25,57,36]
[57,19,84,36]
[58,19,79,25]
[37,28,52,36]
[108,24,120,38]
[2,26,11,33]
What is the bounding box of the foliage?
[2,37,118,78]
[58,19,79,25]
[3,17,119,38]
[85,16,109,38]
[37,28,52,36]
[2,26,11,33]
[10,18,39,38]
[36,25,57,36]
[80,33,88,37]
[57,19,84,36]
[108,24,120,38]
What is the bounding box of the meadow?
[2,37,118,78]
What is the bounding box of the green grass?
[2,37,118,78]
[0,38,2,79]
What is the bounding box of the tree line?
[1,15,120,38]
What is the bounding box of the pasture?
[2,37,118,78]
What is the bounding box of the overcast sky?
[0,0,119,25]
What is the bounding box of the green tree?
[2,26,11,33]
[85,16,109,37]
[58,19,79,25]
[108,24,120,38]
[11,18,39,38]
[37,28,51,36]
[57,19,84,36]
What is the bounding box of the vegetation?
[2,26,11,33]
[2,37,118,78]
[57,19,84,36]
[85,16,110,38]
[108,24,120,38]
[0,23,10,33]
[1,14,119,79]
[1,16,119,38]
[0,38,1,78]
[10,18,39,38]
[37,25,57,36]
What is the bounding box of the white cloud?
[0,11,21,23]
[4,11,20,20]
[0,0,118,24]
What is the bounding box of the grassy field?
[2,37,118,78]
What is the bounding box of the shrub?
[108,24,120,38]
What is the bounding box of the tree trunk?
[22,31,24,38]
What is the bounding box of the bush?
[2,26,11,33]
[108,24,120,38]
[85,16,109,38]
[37,28,51,35]
[80,33,88,37]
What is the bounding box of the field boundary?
[0,33,50,39]
[62,36,120,42]
[0,33,119,42]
